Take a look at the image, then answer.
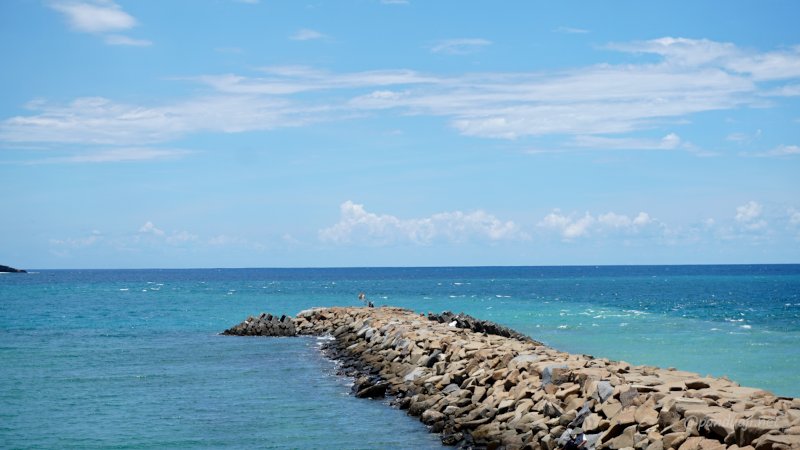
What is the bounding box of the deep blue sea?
[2,265,799,449]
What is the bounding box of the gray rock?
[542,364,569,385]
[595,380,614,403]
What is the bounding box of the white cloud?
[726,129,762,143]
[290,28,326,41]
[430,38,492,55]
[735,201,767,230]
[539,210,654,240]
[540,211,595,239]
[554,26,589,34]
[0,95,320,146]
[573,133,684,151]
[17,148,191,164]
[139,221,165,236]
[3,37,799,152]
[762,84,800,97]
[49,1,151,47]
[50,0,137,33]
[319,201,524,245]
[138,222,201,245]
[749,144,800,157]
[104,34,152,46]
[50,230,103,248]
[788,209,800,226]
[610,37,800,81]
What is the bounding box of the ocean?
[1,265,798,448]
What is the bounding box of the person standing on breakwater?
[358,292,374,308]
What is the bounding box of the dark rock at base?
[222,313,297,336]
[0,265,27,273]
[427,310,541,344]
[356,381,390,399]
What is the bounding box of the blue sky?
[1,0,799,269]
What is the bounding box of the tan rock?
[662,431,690,449]
[557,383,581,400]
[635,404,659,429]
[602,400,624,419]
[582,412,604,432]
[601,406,637,442]
[734,417,789,447]
[604,424,636,449]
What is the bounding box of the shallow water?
[1,265,798,448]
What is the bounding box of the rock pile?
[222,313,296,336]
[291,306,800,450]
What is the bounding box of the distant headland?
[0,265,27,273]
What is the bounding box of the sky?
[1,0,799,269]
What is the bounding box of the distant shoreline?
[0,265,26,273]
[11,263,800,271]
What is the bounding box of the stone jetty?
[228,306,800,449]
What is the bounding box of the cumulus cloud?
[319,201,524,245]
[735,201,767,230]
[539,210,654,240]
[137,221,203,245]
[430,38,492,55]
[139,221,165,236]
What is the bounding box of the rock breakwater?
[231,306,800,449]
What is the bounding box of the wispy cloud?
[49,0,151,46]
[0,95,321,146]
[430,38,492,55]
[609,37,800,80]
[16,148,191,165]
[3,37,799,157]
[572,133,685,151]
[744,144,800,158]
[553,26,589,34]
[319,201,525,245]
[290,28,326,41]
[104,34,152,46]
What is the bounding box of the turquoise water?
[1,265,799,448]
